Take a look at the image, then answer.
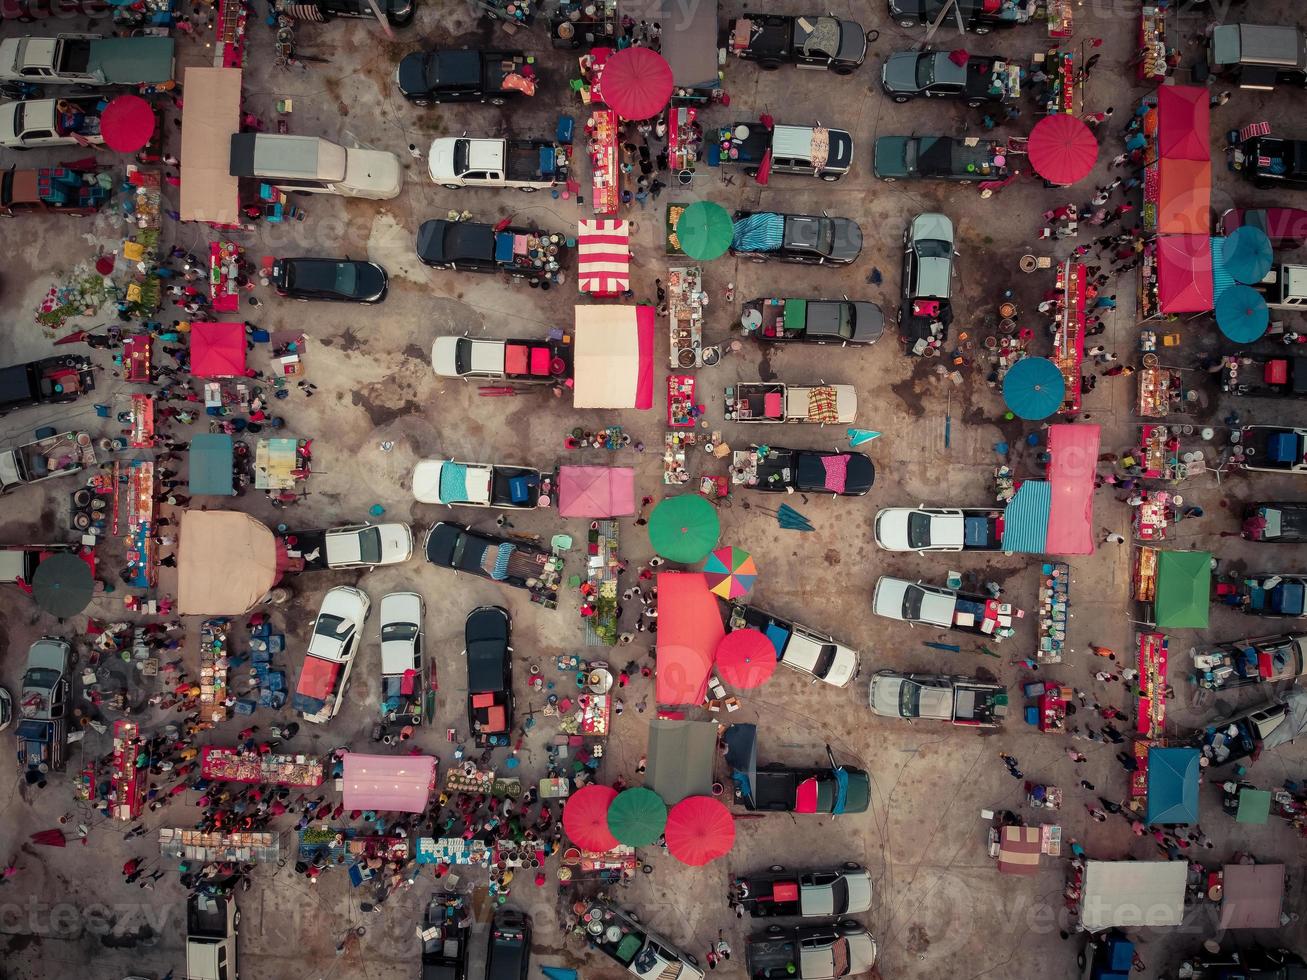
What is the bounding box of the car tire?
[686,954,700,967]
[443,183,461,190]
[973,25,991,34]
[832,65,853,76]
[769,864,785,873]
[821,173,839,181]
[842,861,861,871]
[958,179,973,185]
[897,17,916,27]
[839,920,861,935]
[745,168,759,178]
[1077,952,1087,969]
[519,186,537,193]
[966,99,984,108]
[411,98,431,108]
[766,924,783,936]
[489,97,506,106]
[881,176,896,183]
[893,95,909,104]
[761,60,782,71]
[1254,179,1271,189]
[234,910,242,927]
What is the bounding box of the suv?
[486,909,531,980]
[270,257,388,303]
[901,212,955,312]
[1210,24,1307,91]
[731,210,863,265]
[229,133,402,200]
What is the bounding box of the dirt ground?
[2,0,1307,978]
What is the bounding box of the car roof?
[912,211,954,243]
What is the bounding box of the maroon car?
[1220,208,1307,249]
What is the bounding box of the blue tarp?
[1275,583,1306,615]
[1210,237,1235,301]
[1001,480,1052,554]
[491,543,514,580]
[494,232,515,264]
[439,462,468,503]
[731,212,784,253]
[189,434,235,496]
[1268,431,1299,464]
[1146,747,1200,825]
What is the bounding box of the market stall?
[1132,547,1211,629]
[123,334,153,384]
[667,375,698,428]
[1047,0,1072,37]
[1153,233,1214,315]
[572,305,655,410]
[198,619,231,724]
[214,0,249,68]
[1137,631,1168,739]
[1051,260,1085,414]
[119,167,162,315]
[180,68,243,226]
[1032,47,1075,115]
[209,242,246,314]
[577,219,630,296]
[201,746,324,786]
[125,459,155,588]
[586,108,621,214]
[341,753,436,814]
[657,0,720,104]
[1132,489,1174,540]
[646,718,717,805]
[1037,562,1070,663]
[994,824,1043,876]
[1078,860,1187,931]
[1219,863,1286,929]
[178,510,281,616]
[128,393,154,449]
[190,434,236,497]
[1138,5,1168,82]
[1146,747,1200,825]
[655,572,724,706]
[159,828,280,864]
[1137,366,1186,418]
[416,837,490,866]
[663,430,696,484]
[1149,86,1212,236]
[666,105,702,175]
[667,266,706,369]
[254,438,308,493]
[999,424,1100,556]
[191,321,248,377]
[551,1,617,48]
[110,719,145,821]
[557,466,635,518]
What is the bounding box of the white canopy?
[572,305,654,410]
[1080,860,1187,931]
[179,68,242,225]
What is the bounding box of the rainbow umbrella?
[702,546,757,599]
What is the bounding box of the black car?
[309,0,414,27]
[423,521,554,593]
[1244,502,1307,543]
[741,447,874,496]
[1177,944,1307,980]
[270,257,388,303]
[889,0,1032,33]
[416,219,558,283]
[0,355,94,417]
[465,605,513,747]
[731,211,863,266]
[486,909,531,980]
[396,49,533,107]
[421,893,470,980]
[726,13,869,74]
[1232,136,1307,191]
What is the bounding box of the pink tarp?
[341,753,436,813]
[190,322,248,377]
[1157,85,1211,161]
[1157,234,1214,313]
[1046,423,1101,555]
[656,573,724,706]
[557,465,636,517]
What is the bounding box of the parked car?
[423,521,559,605]
[294,586,369,723]
[582,900,704,980]
[379,591,428,726]
[731,445,874,496]
[725,13,869,74]
[1220,207,1307,249]
[1225,578,1307,618]
[430,334,568,383]
[881,51,1019,107]
[740,296,884,344]
[890,0,1035,33]
[1244,502,1307,543]
[1239,426,1307,473]
[1231,135,1307,191]
[0,429,95,494]
[427,135,568,191]
[0,33,174,86]
[411,459,544,508]
[731,210,863,265]
[729,602,861,688]
[1198,691,1307,768]
[307,0,414,28]
[872,576,1000,638]
[396,48,535,107]
[1221,354,1307,398]
[229,133,402,200]
[869,670,1008,726]
[730,735,871,814]
[874,134,1010,183]
[0,544,76,585]
[465,605,513,747]
[900,212,956,346]
[17,637,70,776]
[1194,632,1307,689]
[270,257,388,303]
[720,121,855,181]
[723,383,859,425]
[746,922,878,979]
[296,522,413,569]
[732,864,873,917]
[416,219,566,284]
[421,892,470,980]
[874,506,1004,552]
[0,354,94,416]
[1,165,111,216]
[0,96,102,148]
[186,892,238,980]
[486,908,531,980]
[1209,23,1307,91]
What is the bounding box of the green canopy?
[1154,550,1212,629]
[1236,787,1272,824]
[190,433,235,496]
[674,201,733,261]
[648,495,720,563]
[606,787,667,846]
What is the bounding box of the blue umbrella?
[1002,357,1066,420]
[1221,226,1274,285]
[1216,284,1270,343]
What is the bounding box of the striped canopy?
[577,219,631,295]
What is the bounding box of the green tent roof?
[1236,787,1272,824]
[1154,550,1211,629]
[190,434,235,496]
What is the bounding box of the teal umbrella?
[674,201,734,261]
[1003,357,1066,420]
[1221,226,1273,285]
[1216,284,1269,343]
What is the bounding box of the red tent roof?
[1046,423,1101,556]
[656,573,723,705]
[664,795,735,865]
[1157,85,1211,161]
[1157,234,1214,313]
[1157,158,1212,235]
[562,784,619,853]
[190,321,248,377]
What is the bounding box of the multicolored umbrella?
[1216,284,1270,343]
[714,628,777,688]
[562,784,618,853]
[702,546,757,599]
[664,795,735,866]
[674,201,734,261]
[1027,114,1098,187]
[606,787,667,847]
[597,46,674,120]
[1221,226,1274,285]
[1002,356,1066,420]
[648,495,721,563]
[101,94,156,153]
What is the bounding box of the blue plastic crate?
[234,698,258,715]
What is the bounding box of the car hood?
[847,932,878,970]
[375,522,414,563]
[882,52,921,92]
[427,137,457,180]
[850,302,884,343]
[836,21,867,65]
[344,148,402,200]
[823,647,859,687]
[872,577,909,618]
[869,674,903,716]
[431,336,460,376]
[830,219,863,262]
[843,452,875,493]
[356,262,389,300]
[912,211,955,243]
[874,509,914,550]
[845,872,873,914]
[397,51,427,95]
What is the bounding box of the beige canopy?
[180,67,242,225]
[178,510,278,615]
[572,305,655,409]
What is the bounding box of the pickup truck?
[1198,691,1307,768]
[465,605,513,748]
[412,459,544,508]
[0,543,78,585]
[745,922,878,979]
[890,0,1035,33]
[728,602,860,688]
[294,522,414,570]
[730,446,874,497]
[421,893,471,980]
[1,165,112,216]
[431,335,569,384]
[0,34,174,86]
[1244,502,1307,543]
[186,892,238,980]
[869,670,1009,727]
[1238,425,1307,473]
[1220,207,1307,249]
[0,429,94,494]
[731,211,863,266]
[873,506,1004,552]
[1231,136,1307,191]
[424,521,561,608]
[417,219,568,285]
[872,576,1014,640]
[881,51,1020,108]
[17,637,71,778]
[1227,578,1307,618]
[379,592,429,726]
[874,135,1011,183]
[293,586,370,724]
[1193,633,1307,690]
[1222,355,1307,399]
[396,48,536,107]
[726,13,869,74]
[0,96,103,149]
[740,296,884,345]
[427,136,569,191]
[0,354,94,416]
[732,864,872,918]
[581,901,705,980]
[720,121,855,182]
[723,382,857,424]
[1254,265,1307,312]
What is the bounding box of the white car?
[0,97,104,149]
[296,586,370,723]
[873,507,1003,552]
[872,576,958,627]
[322,523,413,569]
[412,459,544,508]
[379,591,428,725]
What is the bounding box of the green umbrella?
[606,787,667,846]
[648,495,720,563]
[30,552,93,619]
[674,201,734,261]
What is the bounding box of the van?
[186,892,238,980]
[1209,24,1307,90]
[228,133,402,200]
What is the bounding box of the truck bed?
[965,59,1019,100]
[953,684,1007,723]
[747,935,798,977]
[504,140,556,181]
[733,15,793,57]
[752,770,798,809]
[483,52,530,93]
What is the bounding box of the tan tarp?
[180,67,242,225]
[573,305,638,408]
[178,510,277,615]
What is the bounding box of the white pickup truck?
[869,671,1008,727]
[873,576,1015,641]
[730,602,860,687]
[0,97,104,149]
[427,135,569,191]
[0,430,94,494]
[431,335,568,384]
[723,382,857,424]
[0,34,175,87]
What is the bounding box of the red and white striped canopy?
[577,219,631,295]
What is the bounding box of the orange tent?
[655,573,724,705]
[1157,158,1211,235]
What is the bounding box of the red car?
[1220,208,1307,249]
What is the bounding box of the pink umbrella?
[597,47,674,121]
[101,95,156,153]
[1027,114,1098,187]
[714,629,777,688]
[664,795,735,866]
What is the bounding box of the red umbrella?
[30,829,67,847]
[562,783,619,852]
[597,47,674,121]
[101,95,156,153]
[714,628,777,688]
[664,795,735,866]
[1027,114,1098,187]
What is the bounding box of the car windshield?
[916,56,935,88]
[454,338,472,375]
[812,644,837,678]
[915,238,952,258]
[816,218,835,256]
[907,512,932,549]
[835,305,853,339]
[315,613,349,638]
[900,679,922,715]
[333,263,358,295]
[357,527,382,564]
[382,622,418,641]
[13,104,24,135]
[453,138,470,175]
[831,876,850,914]
[23,667,59,689]
[903,585,924,619]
